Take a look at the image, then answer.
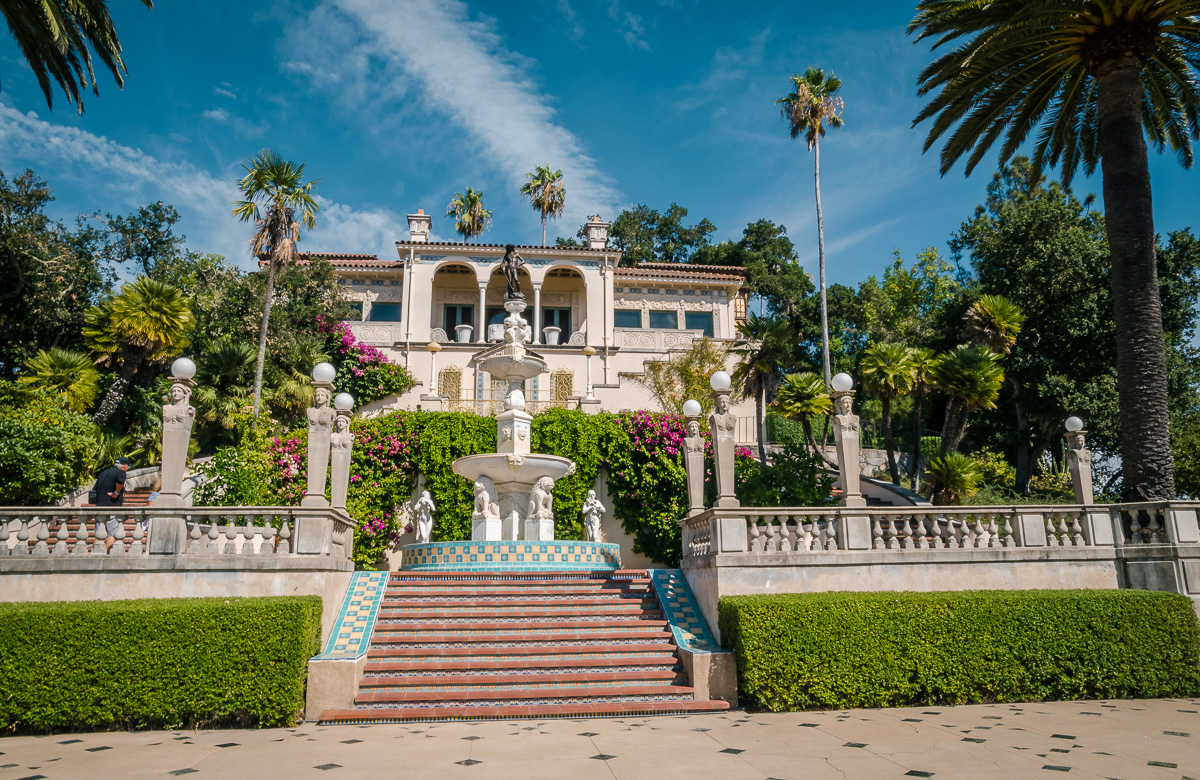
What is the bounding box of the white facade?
[308,211,759,441]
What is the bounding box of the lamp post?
[149,357,197,555]
[683,398,705,515]
[582,345,596,401]
[1064,416,1094,505]
[301,362,336,508]
[708,371,739,508]
[329,392,355,509]
[426,341,442,394]
[831,372,865,509]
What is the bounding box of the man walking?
[93,457,131,552]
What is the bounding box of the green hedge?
[0,596,321,732]
[718,590,1200,711]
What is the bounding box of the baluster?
[262,523,278,556]
[0,515,10,557]
[53,514,71,555]
[12,518,30,557]
[748,522,763,553]
[90,514,108,556]
[923,514,940,549]
[204,521,220,555]
[1045,512,1061,547]
[871,514,883,549]
[909,514,924,549]
[1126,510,1143,544]
[938,514,952,548]
[800,516,814,551]
[33,516,51,556]
[974,513,991,548]
[109,514,126,556]
[277,516,292,555]
[186,517,203,555]
[72,514,90,555]
[985,514,999,549]
[784,518,798,553]
[825,514,838,551]
[767,519,782,553]
[220,519,235,555]
[242,521,259,555]
[883,514,898,550]
[1069,511,1085,546]
[129,515,144,556]
[1145,510,1164,543]
[1001,513,1015,548]
[1056,512,1071,545]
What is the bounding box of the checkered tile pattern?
[399,541,621,572]
[314,570,388,659]
[649,569,725,654]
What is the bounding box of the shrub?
[719,590,1200,712]
[969,447,1017,487]
[0,596,321,732]
[318,317,415,407]
[924,451,983,504]
[0,382,98,505]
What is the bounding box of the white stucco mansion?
[306,209,757,439]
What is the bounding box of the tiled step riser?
[384,598,659,609]
[371,631,671,643]
[359,678,686,694]
[384,584,652,595]
[355,692,695,708]
[319,699,729,725]
[368,652,674,664]
[362,664,680,680]
[379,606,661,618]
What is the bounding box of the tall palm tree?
[232,149,319,416]
[1,0,153,113]
[84,277,193,425]
[521,165,565,246]
[859,342,917,485]
[730,314,795,465]
[778,66,845,389]
[775,371,838,468]
[909,1,1200,500]
[445,187,492,241]
[928,345,1005,452]
[19,347,101,412]
[909,347,938,490]
[964,294,1025,354]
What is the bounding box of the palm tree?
[730,314,795,465]
[19,347,101,412]
[1,0,153,113]
[924,451,983,505]
[521,165,565,246]
[232,149,319,417]
[775,371,838,468]
[909,347,937,490]
[192,337,255,433]
[84,277,193,425]
[445,187,492,241]
[909,1,1200,500]
[964,294,1024,354]
[859,343,917,485]
[928,345,1005,452]
[778,66,845,389]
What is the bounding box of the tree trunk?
[756,385,768,467]
[801,417,839,469]
[813,137,831,389]
[541,216,547,247]
[92,349,140,426]
[881,394,899,485]
[911,388,925,490]
[252,257,278,416]
[1097,55,1175,501]
[941,398,970,452]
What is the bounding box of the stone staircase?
[317,569,730,723]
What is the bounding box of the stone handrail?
[0,506,356,563]
[680,501,1200,559]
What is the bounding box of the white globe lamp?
[710,371,732,392]
[312,362,336,384]
[334,393,355,411]
[1065,416,1084,432]
[831,372,854,393]
[171,357,197,380]
[682,399,702,418]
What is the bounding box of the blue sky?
[0,0,1195,287]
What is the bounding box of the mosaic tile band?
[399,540,622,571]
[649,569,726,654]
[314,570,388,659]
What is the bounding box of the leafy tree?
[929,345,1005,452]
[730,314,796,465]
[192,337,256,447]
[627,337,729,416]
[520,164,565,246]
[778,66,845,388]
[444,187,492,241]
[908,347,938,490]
[694,220,814,319]
[963,294,1025,354]
[232,150,320,416]
[859,343,917,484]
[857,248,960,347]
[1,0,153,112]
[18,348,100,413]
[775,371,837,468]
[909,1,1200,500]
[924,450,983,505]
[84,277,193,426]
[606,203,716,266]
[83,201,186,277]
[0,382,97,505]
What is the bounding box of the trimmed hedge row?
[0,596,321,732]
[718,590,1200,711]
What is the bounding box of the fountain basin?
[452,453,576,484]
[477,353,547,382]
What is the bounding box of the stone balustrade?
[0,506,356,568]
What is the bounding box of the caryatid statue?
[581,489,606,542]
[831,378,866,508]
[709,392,739,508]
[414,490,436,543]
[302,384,336,507]
[158,360,196,509]
[501,243,525,299]
[683,417,706,515]
[1064,417,1094,505]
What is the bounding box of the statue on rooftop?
[501,243,525,299]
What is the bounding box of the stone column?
[531,283,542,344]
[1065,423,1094,506]
[302,381,336,508]
[709,389,739,509]
[832,389,866,508]
[582,345,597,403]
[329,407,355,509]
[683,406,706,515]
[149,358,196,554]
[477,282,488,343]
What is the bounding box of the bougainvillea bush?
[197,409,834,569]
[317,317,415,407]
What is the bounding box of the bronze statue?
[502,243,525,299]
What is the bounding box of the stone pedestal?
[832,390,866,508]
[471,477,502,541]
[302,382,336,508]
[329,409,354,509]
[151,374,195,554]
[709,391,739,509]
[1066,430,1094,505]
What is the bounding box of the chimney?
[408,208,432,243]
[584,215,610,250]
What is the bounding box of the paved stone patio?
[1,699,1198,779]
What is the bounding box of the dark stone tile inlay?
[314,764,342,771]
[1149,761,1178,768]
[905,772,935,778]
[798,723,819,728]
[1050,734,1076,740]
[167,771,198,777]
[57,740,82,745]
[590,755,616,761]
[578,732,600,737]
[456,759,482,766]
[1041,766,1071,773]
[1165,731,1190,737]
[461,736,482,741]
[962,738,986,743]
[843,743,867,749]
[341,739,363,744]
[84,746,112,752]
[720,748,745,754]
[216,743,239,748]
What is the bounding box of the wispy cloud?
[556,0,585,40]
[202,108,230,122]
[213,83,238,100]
[282,0,622,228]
[607,1,650,51]
[0,103,407,269]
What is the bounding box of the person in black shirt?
[93,457,131,551]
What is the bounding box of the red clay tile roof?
[294,252,396,268]
[395,240,617,253]
[615,263,746,283]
